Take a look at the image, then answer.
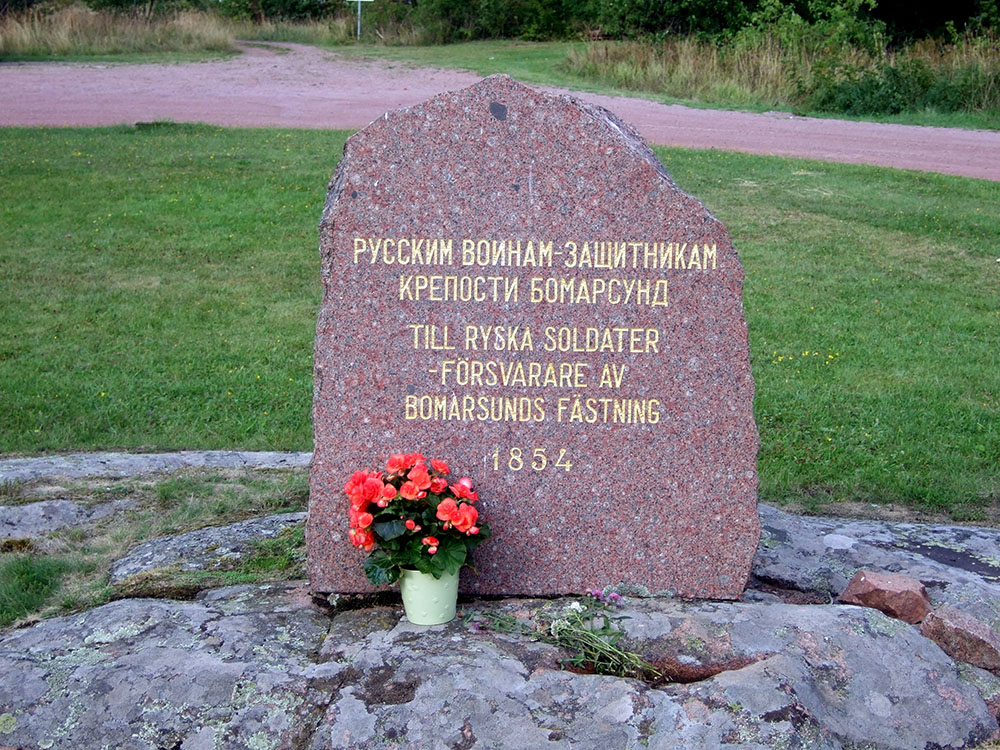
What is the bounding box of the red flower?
[343,470,366,493]
[362,476,383,500]
[436,498,458,523]
[399,481,424,500]
[408,463,432,491]
[452,503,478,534]
[345,470,386,510]
[344,453,487,582]
[349,527,374,551]
[450,477,478,503]
[385,453,409,474]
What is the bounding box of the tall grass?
[563,32,1000,118]
[0,5,236,58]
[231,15,353,45]
[564,37,796,110]
[0,4,427,58]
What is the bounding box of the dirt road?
[3,42,998,181]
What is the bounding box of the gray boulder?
[0,450,312,483]
[108,512,307,584]
[1,584,997,749]
[0,498,134,540]
[754,504,1000,627]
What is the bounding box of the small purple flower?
[607,592,622,605]
[588,588,604,601]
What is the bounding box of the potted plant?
[345,451,491,624]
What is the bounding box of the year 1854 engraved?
[488,447,573,472]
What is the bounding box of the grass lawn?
[1,124,998,520]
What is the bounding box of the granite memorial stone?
[308,75,760,599]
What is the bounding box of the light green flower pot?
[399,568,459,625]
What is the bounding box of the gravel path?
[3,41,999,180]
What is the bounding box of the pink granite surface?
[308,75,760,599]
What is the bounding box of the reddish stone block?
[308,76,760,598]
[921,606,1000,672]
[838,570,932,624]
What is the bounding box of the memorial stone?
[308,75,760,599]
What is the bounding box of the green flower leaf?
[373,519,406,541]
[363,549,400,586]
[433,536,468,577]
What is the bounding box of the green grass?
[657,149,1000,518]
[1,124,998,519]
[0,554,72,627]
[334,39,594,91]
[0,124,344,452]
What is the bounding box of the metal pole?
[356,0,361,41]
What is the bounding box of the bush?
[216,0,333,22]
[808,55,1000,114]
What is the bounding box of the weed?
[0,479,24,500]
[0,539,34,553]
[154,475,216,506]
[241,525,305,573]
[113,525,306,599]
[466,594,661,682]
[0,555,72,627]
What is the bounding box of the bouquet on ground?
[346,452,491,585]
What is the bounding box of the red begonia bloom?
[362,476,383,500]
[382,484,397,500]
[421,536,439,547]
[408,463,432,491]
[385,453,409,475]
[450,477,478,503]
[349,527,374,551]
[430,459,450,475]
[452,503,478,534]
[436,498,458,522]
[399,481,421,500]
[429,477,448,494]
[405,519,417,531]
